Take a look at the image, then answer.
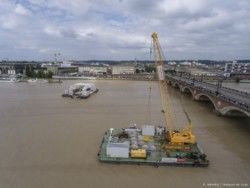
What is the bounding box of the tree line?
[25,65,53,79]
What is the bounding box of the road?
[168,75,250,111]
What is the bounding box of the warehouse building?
[112,65,135,75]
[78,65,108,75]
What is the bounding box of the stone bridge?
[166,75,250,117]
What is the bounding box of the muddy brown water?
[0,80,249,188]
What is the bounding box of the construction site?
[97,33,209,167]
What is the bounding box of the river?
[0,80,249,188]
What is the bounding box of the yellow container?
[130,149,146,158]
[143,136,154,142]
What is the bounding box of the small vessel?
[0,77,19,83]
[27,78,38,83]
[62,83,98,99]
[27,78,48,83]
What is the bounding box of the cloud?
[160,0,209,17]
[0,0,250,60]
[0,2,32,30]
[27,0,90,15]
[15,4,31,16]
[44,26,62,37]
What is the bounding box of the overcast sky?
[0,0,250,61]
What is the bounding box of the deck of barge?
[98,128,209,167]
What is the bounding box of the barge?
[98,125,209,167]
[62,83,98,99]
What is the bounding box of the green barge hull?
[98,128,209,167]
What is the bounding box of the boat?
[62,83,98,99]
[98,125,209,167]
[0,77,20,83]
[27,78,49,83]
[27,78,38,83]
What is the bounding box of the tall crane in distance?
[54,52,61,64]
[151,32,195,147]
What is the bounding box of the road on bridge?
[168,75,250,112]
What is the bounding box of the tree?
[25,65,35,77]
[37,70,45,78]
[234,77,241,83]
[46,71,53,79]
[145,65,156,73]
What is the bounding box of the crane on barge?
[151,32,195,147]
[97,32,209,167]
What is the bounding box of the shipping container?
[106,141,129,158]
[142,125,155,136]
[161,157,178,163]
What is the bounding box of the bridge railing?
[219,86,249,97]
[167,74,250,97]
[219,94,249,111]
[166,75,250,112]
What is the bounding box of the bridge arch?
[220,106,250,117]
[195,93,218,111]
[167,80,172,86]
[182,86,194,97]
[173,82,181,90]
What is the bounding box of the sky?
[0,0,250,61]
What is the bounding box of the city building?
[46,65,59,74]
[78,65,108,75]
[112,65,135,74]
[43,61,78,75]
[224,61,250,74]
[0,64,16,75]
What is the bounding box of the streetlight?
[216,78,223,96]
[192,77,195,85]
[54,52,61,64]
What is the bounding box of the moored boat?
[62,83,98,99]
[0,77,20,83]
